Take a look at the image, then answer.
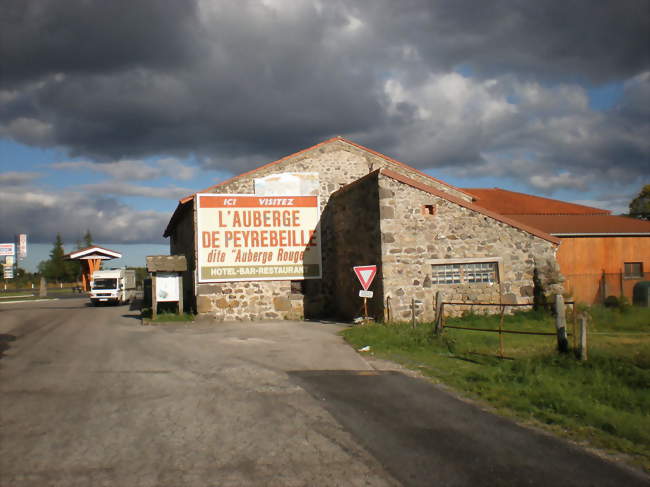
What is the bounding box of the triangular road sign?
[353,265,377,290]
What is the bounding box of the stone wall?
[377,173,560,321]
[169,204,196,312]
[328,173,384,321]
[171,138,472,321]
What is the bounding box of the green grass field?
[342,306,650,470]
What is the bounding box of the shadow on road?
[290,370,649,487]
[0,333,17,360]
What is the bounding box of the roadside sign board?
[3,265,13,279]
[18,234,27,258]
[156,273,180,302]
[359,290,374,298]
[0,243,15,256]
[353,265,377,290]
[196,194,322,282]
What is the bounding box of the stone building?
[164,137,561,322]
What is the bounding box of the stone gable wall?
[377,174,559,321]
[328,173,384,321]
[169,205,196,312]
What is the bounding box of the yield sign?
[353,265,377,290]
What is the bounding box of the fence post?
[579,315,588,361]
[434,291,444,335]
[554,294,569,354]
[498,305,505,358]
[411,298,416,329]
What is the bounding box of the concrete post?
[151,272,157,320]
[579,315,588,361]
[178,274,184,316]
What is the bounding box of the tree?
[629,184,650,220]
[38,234,79,282]
[83,229,93,248]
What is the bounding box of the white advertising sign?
[156,273,180,302]
[0,243,15,256]
[18,234,27,258]
[254,173,319,197]
[3,265,14,279]
[196,194,322,282]
[5,255,14,266]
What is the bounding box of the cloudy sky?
[1,0,648,270]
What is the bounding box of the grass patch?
[342,307,650,470]
[141,307,195,323]
[0,295,56,302]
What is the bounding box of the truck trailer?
[89,268,136,306]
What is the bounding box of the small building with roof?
[464,188,650,304]
[163,137,563,322]
[65,246,123,291]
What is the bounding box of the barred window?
[624,262,643,278]
[431,261,499,284]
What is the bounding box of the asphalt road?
[1,298,647,487]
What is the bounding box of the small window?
[431,261,499,285]
[290,280,304,294]
[422,205,436,216]
[624,262,643,278]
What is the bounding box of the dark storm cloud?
[0,0,648,182]
[0,0,201,86]
[349,0,650,83]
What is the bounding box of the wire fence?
[434,298,578,359]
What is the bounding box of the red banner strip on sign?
[199,195,318,208]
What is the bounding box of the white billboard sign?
[0,243,15,256]
[254,172,319,196]
[18,234,27,258]
[156,273,180,302]
[196,194,322,282]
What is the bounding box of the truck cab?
[89,269,136,306]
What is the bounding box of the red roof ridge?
[373,169,560,244]
[339,138,473,199]
[179,136,470,204]
[165,137,471,237]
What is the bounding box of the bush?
[603,295,631,312]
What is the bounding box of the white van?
[89,269,136,306]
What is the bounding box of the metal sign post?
[353,265,377,323]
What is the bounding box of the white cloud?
[0,117,54,146]
[80,181,193,200]
[51,157,196,181]
[0,186,169,244]
[0,171,42,186]
[529,172,588,191]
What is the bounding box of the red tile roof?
[505,214,650,236]
[463,188,611,215]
